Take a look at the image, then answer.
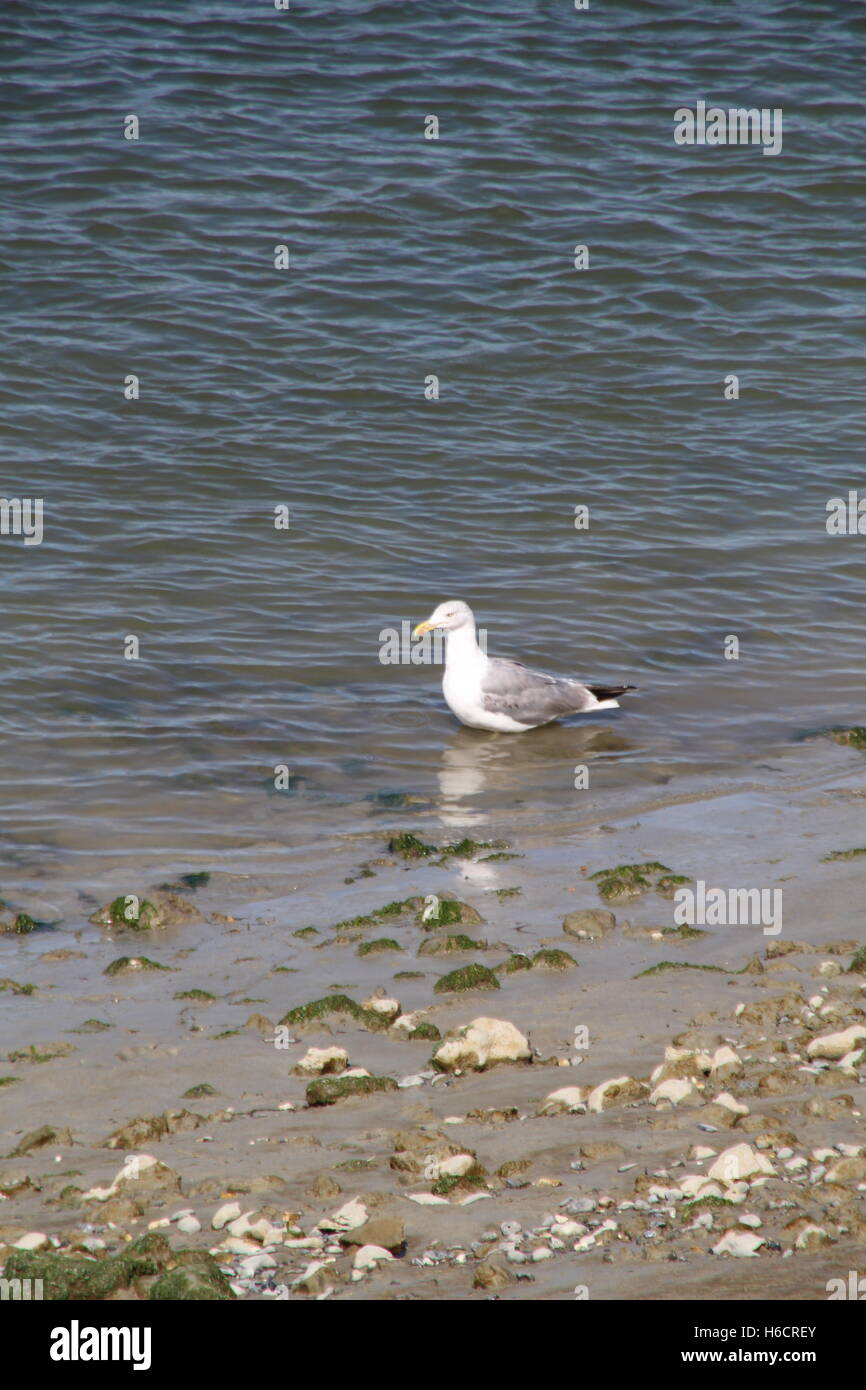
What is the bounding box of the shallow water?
[1,0,865,896]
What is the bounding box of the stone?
[353,1244,394,1271]
[306,1174,342,1199]
[824,1156,866,1185]
[9,1126,73,1157]
[649,1078,700,1106]
[361,993,401,1022]
[291,1260,340,1295]
[538,1086,586,1115]
[295,1046,349,1076]
[432,1018,531,1072]
[710,1046,743,1082]
[587,1076,648,1112]
[473,1256,515,1290]
[339,1215,405,1254]
[707,1144,775,1184]
[562,909,616,939]
[212,1202,242,1230]
[807,1025,866,1060]
[13,1232,49,1251]
[712,1230,765,1257]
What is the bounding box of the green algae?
[104,956,170,977]
[433,963,500,994]
[407,1022,441,1042]
[636,961,727,978]
[823,847,866,861]
[357,938,402,956]
[431,1172,487,1197]
[417,934,487,956]
[174,989,216,1002]
[106,896,161,929]
[306,1074,398,1106]
[183,1083,217,1098]
[388,832,436,859]
[334,898,416,931]
[531,948,577,970]
[280,993,392,1031]
[499,953,532,974]
[0,1233,232,1302]
[0,978,36,995]
[827,726,866,751]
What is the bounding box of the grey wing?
[480,658,599,725]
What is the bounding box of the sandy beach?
[2,732,865,1300]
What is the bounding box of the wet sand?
[1,737,865,1300]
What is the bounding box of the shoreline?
[1,739,865,1300]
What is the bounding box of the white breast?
[442,661,531,733]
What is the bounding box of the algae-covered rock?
[433,963,500,994]
[388,832,436,859]
[279,993,391,1031]
[294,1045,349,1076]
[827,726,866,750]
[306,1075,398,1106]
[2,1232,172,1300]
[418,897,483,929]
[417,934,487,956]
[588,862,688,904]
[499,953,532,974]
[0,909,38,935]
[562,908,616,939]
[8,1041,76,1064]
[357,938,402,956]
[104,1111,204,1150]
[531,949,577,970]
[104,956,170,977]
[89,891,200,931]
[9,1125,73,1158]
[149,1252,235,1301]
[407,1022,441,1042]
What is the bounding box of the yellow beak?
[412,620,434,638]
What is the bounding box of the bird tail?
[587,683,637,710]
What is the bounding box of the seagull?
[412,600,636,733]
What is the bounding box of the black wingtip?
[588,684,638,700]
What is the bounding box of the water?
[1,0,865,894]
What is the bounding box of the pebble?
[712,1230,764,1257]
[13,1232,48,1251]
[707,1144,775,1184]
[239,1253,276,1277]
[353,1243,394,1271]
[212,1201,242,1230]
[177,1215,201,1235]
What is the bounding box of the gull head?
[413,599,474,637]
